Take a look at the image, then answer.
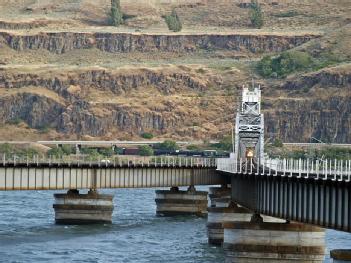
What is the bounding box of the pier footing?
[208,186,231,207]
[207,202,251,245]
[331,249,351,262]
[223,216,326,262]
[53,189,114,224]
[155,186,208,216]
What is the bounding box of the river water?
[0,187,350,263]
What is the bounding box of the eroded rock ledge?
[0,31,320,54]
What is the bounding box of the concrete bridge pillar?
[223,214,326,262]
[208,185,231,207]
[53,189,114,224]
[155,186,208,216]
[207,202,251,245]
[330,250,351,262]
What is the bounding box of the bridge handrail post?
[239,158,242,173]
[244,158,247,174]
[268,159,271,176]
[315,160,319,180]
[333,159,337,181]
[324,160,328,180]
[250,158,253,174]
[348,160,351,182]
[305,159,309,178]
[297,158,301,178]
[338,160,343,181]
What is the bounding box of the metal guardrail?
[217,158,351,182]
[0,154,217,168]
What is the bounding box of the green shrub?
[186,144,201,151]
[99,147,115,157]
[0,143,14,155]
[61,145,73,155]
[141,132,154,139]
[164,9,182,32]
[211,136,233,151]
[257,51,313,78]
[38,124,50,134]
[249,0,264,28]
[272,139,283,147]
[7,117,23,125]
[47,147,65,157]
[156,140,179,151]
[110,0,123,26]
[139,145,154,156]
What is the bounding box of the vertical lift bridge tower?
[234,86,264,162]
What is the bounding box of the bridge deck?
[0,157,225,191]
[217,158,351,233]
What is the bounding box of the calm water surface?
[0,187,350,263]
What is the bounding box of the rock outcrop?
[0,31,319,54]
[0,63,349,142]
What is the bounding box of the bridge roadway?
[0,156,224,191]
[217,158,351,233]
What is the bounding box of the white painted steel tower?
[234,85,264,162]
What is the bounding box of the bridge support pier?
[155,186,208,216]
[330,249,351,262]
[207,202,251,245]
[223,215,326,262]
[208,185,231,207]
[53,189,114,224]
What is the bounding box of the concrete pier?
[330,250,351,262]
[208,186,231,207]
[155,186,208,216]
[53,189,114,224]
[223,216,326,262]
[207,202,251,245]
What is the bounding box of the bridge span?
[0,156,221,191]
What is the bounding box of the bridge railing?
[217,157,351,182]
[0,154,217,168]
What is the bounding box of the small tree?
[156,140,179,151]
[165,9,182,32]
[110,0,123,26]
[249,0,264,28]
[139,145,154,156]
[141,132,154,139]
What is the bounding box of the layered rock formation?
[264,65,351,143]
[0,31,319,54]
[0,64,350,142]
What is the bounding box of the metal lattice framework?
[234,86,264,161]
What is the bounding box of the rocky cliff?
[264,64,351,143]
[0,31,319,54]
[0,64,350,142]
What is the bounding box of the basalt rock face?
[0,93,64,129]
[264,96,351,143]
[264,65,351,143]
[0,67,213,137]
[0,64,350,142]
[0,31,319,54]
[0,68,207,97]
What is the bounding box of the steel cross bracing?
[234,86,264,162]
